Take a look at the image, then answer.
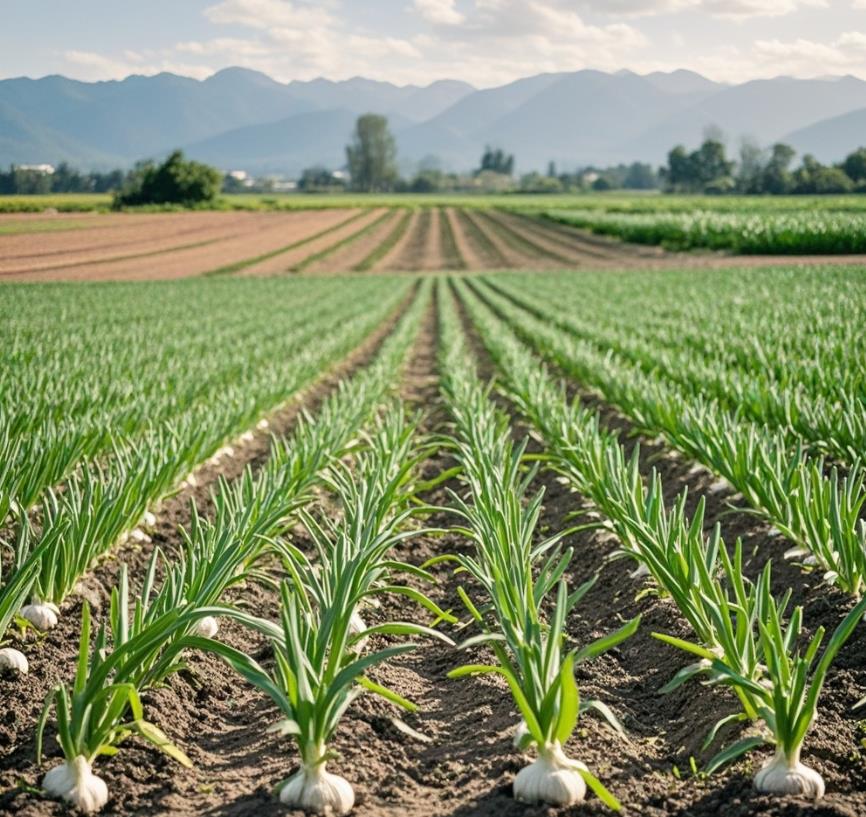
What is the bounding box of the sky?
[3,0,866,88]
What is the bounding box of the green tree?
[623,162,658,190]
[114,150,221,208]
[345,114,398,193]
[842,147,866,184]
[761,143,796,194]
[478,146,515,176]
[736,138,765,194]
[793,155,853,194]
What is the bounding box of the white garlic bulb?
[194,616,219,638]
[0,647,28,674]
[279,765,355,815]
[348,610,369,650]
[129,528,151,544]
[21,599,60,630]
[513,743,587,806]
[257,419,270,431]
[43,756,109,814]
[754,748,825,799]
[240,431,255,443]
[142,510,157,528]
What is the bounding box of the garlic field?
[1,266,865,817]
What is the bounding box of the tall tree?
[478,146,515,176]
[345,114,398,193]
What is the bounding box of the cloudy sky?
[3,0,866,87]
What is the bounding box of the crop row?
[544,209,866,254]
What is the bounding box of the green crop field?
[1,262,866,815]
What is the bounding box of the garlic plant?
[655,553,866,794]
[438,286,636,810]
[199,470,453,814]
[37,602,197,813]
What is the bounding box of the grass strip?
[438,208,466,270]
[205,210,370,277]
[292,209,395,273]
[457,209,509,267]
[478,210,574,265]
[353,209,413,271]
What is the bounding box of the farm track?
[448,278,866,817]
[0,285,421,816]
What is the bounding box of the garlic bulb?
[754,747,825,799]
[239,431,255,443]
[348,610,368,650]
[43,755,109,814]
[279,765,355,815]
[629,562,650,580]
[142,510,157,528]
[194,616,219,638]
[130,528,151,544]
[21,599,60,630]
[257,419,270,431]
[0,647,28,674]
[513,743,587,806]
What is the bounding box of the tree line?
[663,137,866,195]
[5,112,866,201]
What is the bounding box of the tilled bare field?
[4,207,866,282]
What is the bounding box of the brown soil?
[388,209,440,271]
[0,212,258,266]
[240,209,387,276]
[0,211,354,282]
[460,210,531,268]
[373,210,420,272]
[304,211,402,274]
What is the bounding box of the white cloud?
[414,0,465,25]
[580,0,825,18]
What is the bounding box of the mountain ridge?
[1,67,864,174]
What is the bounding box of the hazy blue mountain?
[784,107,866,162]
[4,66,866,174]
[624,75,866,164]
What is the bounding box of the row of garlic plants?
[491,267,866,464]
[0,278,415,671]
[32,280,436,813]
[436,280,639,809]
[0,277,409,524]
[453,275,866,798]
[468,277,866,598]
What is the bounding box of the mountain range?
[2,66,866,175]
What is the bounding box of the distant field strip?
[354,209,413,271]
[6,205,863,282]
[291,208,396,273]
[206,209,369,276]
